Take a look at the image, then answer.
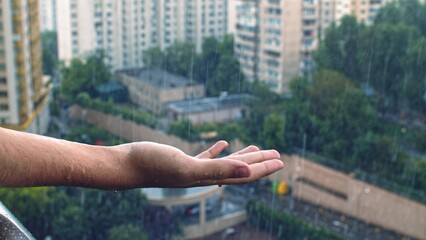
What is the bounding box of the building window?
[0,118,10,124]
[0,78,6,84]
[266,8,281,15]
[264,50,280,57]
[303,8,315,15]
[0,104,8,110]
[266,18,281,26]
[0,91,7,97]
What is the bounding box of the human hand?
[119,141,283,188]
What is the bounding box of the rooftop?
[95,81,127,94]
[116,67,201,90]
[168,93,252,114]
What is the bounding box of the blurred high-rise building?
[0,0,51,134]
[234,0,392,94]
[234,0,304,93]
[39,0,56,32]
[318,0,392,39]
[57,0,228,69]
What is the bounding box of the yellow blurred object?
[277,181,288,195]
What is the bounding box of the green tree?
[202,35,246,96]
[194,37,221,86]
[243,80,284,146]
[142,36,247,97]
[315,14,422,113]
[352,133,405,174]
[142,43,196,79]
[262,113,286,151]
[360,24,420,111]
[209,54,246,96]
[0,187,64,239]
[284,70,380,164]
[168,119,197,141]
[404,37,426,113]
[108,224,147,240]
[41,31,58,76]
[315,16,365,82]
[61,52,112,100]
[52,205,88,240]
[81,189,147,240]
[165,42,197,78]
[142,46,166,68]
[375,0,426,36]
[219,123,244,142]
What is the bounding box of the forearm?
[0,128,284,189]
[0,127,131,189]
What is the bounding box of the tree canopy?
[60,52,112,100]
[315,4,426,114]
[142,35,247,96]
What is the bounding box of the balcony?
[13,14,21,23]
[302,23,317,31]
[17,66,25,77]
[300,42,317,53]
[303,13,317,20]
[16,53,24,64]
[13,0,21,9]
[303,0,317,8]
[14,40,23,50]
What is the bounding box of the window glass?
[1,0,425,240]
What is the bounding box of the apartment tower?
[234,0,392,94]
[235,0,304,93]
[0,0,50,134]
[318,0,392,39]
[57,0,228,69]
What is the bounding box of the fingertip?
[217,140,229,147]
[271,159,284,171]
[234,166,251,178]
[270,149,281,159]
[248,145,260,152]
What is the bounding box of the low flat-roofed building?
[167,93,251,125]
[116,68,205,115]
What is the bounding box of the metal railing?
[0,201,35,240]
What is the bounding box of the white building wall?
[39,0,57,32]
[57,0,73,63]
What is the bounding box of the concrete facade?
[269,155,426,240]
